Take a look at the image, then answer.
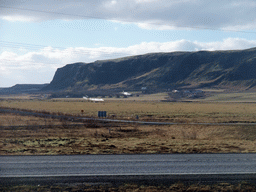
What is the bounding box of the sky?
[0,0,256,87]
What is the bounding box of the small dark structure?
[98,111,107,118]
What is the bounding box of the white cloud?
[2,15,35,22]
[1,0,256,30]
[1,38,256,87]
[135,0,158,3]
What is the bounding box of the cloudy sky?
[1,0,256,87]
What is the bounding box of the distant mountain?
[0,84,49,94]
[44,47,256,92]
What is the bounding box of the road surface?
[1,153,256,186]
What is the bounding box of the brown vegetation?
[2,99,256,189]
[1,99,256,155]
[1,99,256,123]
[1,111,256,155]
[2,182,256,192]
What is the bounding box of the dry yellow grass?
[1,113,256,155]
[1,99,256,123]
[1,99,256,155]
[0,114,63,127]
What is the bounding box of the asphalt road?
[1,154,256,186]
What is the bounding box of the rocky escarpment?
[44,47,256,92]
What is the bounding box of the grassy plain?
[1,98,256,122]
[1,97,256,155]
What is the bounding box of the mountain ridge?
[0,84,49,94]
[41,47,256,92]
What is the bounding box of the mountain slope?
[44,47,256,92]
[0,84,49,94]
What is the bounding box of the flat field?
[1,99,256,155]
[1,99,256,122]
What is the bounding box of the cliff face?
[44,47,256,91]
[44,63,85,90]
